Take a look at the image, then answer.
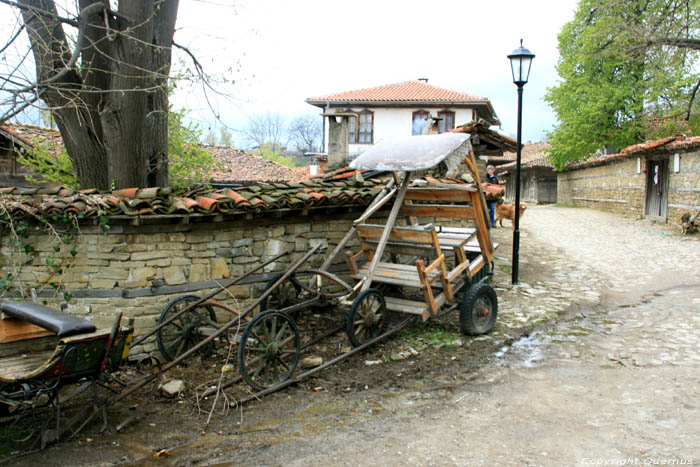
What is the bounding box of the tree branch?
[0,0,79,26]
[686,78,700,120]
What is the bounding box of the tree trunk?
[19,0,179,190]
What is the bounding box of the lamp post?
[507,39,535,284]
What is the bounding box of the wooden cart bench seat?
[356,223,475,257]
[351,262,443,289]
[1,349,58,380]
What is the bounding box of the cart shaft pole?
[360,173,411,292]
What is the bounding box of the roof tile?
[307,80,486,103]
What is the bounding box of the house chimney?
[327,114,350,170]
[418,77,428,83]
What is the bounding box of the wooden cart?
[339,133,499,346]
[0,302,133,447]
[153,133,501,391]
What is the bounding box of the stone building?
[495,142,557,204]
[557,135,700,223]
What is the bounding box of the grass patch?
[394,324,462,350]
[554,203,581,208]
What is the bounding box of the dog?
[681,211,699,235]
[494,202,527,228]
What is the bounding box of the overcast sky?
[1,0,581,145]
[171,0,580,145]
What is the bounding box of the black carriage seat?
[0,302,96,337]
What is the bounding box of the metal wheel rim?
[240,312,299,391]
[471,295,493,332]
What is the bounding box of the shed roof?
[204,146,309,184]
[565,135,700,171]
[0,123,63,149]
[497,142,553,172]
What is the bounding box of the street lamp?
[507,39,535,284]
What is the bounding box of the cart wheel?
[238,310,300,391]
[259,273,304,317]
[459,281,498,335]
[156,295,217,362]
[346,289,388,347]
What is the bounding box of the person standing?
[484,165,499,227]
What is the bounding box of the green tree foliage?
[19,140,80,189]
[168,109,221,190]
[546,0,700,169]
[256,144,295,168]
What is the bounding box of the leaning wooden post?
[316,177,396,274]
[360,173,411,292]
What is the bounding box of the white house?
[305,79,500,156]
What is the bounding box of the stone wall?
[0,208,368,359]
[557,150,700,222]
[668,151,700,219]
[557,157,645,216]
[0,206,478,360]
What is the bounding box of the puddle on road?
[493,312,600,368]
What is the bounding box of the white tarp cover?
[349,133,471,172]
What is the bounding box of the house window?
[412,110,429,136]
[438,111,455,133]
[347,112,357,143]
[358,110,373,143]
[348,110,373,144]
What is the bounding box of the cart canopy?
[350,133,471,172]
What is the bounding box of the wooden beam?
[399,204,476,219]
[360,173,410,292]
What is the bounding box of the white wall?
[324,107,476,154]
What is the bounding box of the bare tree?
[288,113,322,152]
[204,129,217,145]
[245,112,286,150]
[219,127,233,147]
[0,0,185,190]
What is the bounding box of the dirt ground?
[4,205,700,466]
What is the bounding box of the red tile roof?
[566,135,700,171]
[498,142,553,171]
[205,146,309,184]
[0,169,486,222]
[0,168,385,221]
[306,80,487,104]
[0,123,63,150]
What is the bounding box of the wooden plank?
[399,204,476,219]
[0,335,58,359]
[1,349,57,380]
[0,318,55,343]
[357,223,434,244]
[361,174,411,293]
[405,188,474,203]
[351,262,441,289]
[319,177,397,273]
[384,297,430,319]
[415,260,437,314]
[448,259,472,282]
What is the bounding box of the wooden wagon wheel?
[156,295,218,362]
[346,289,388,347]
[259,273,305,317]
[237,310,300,391]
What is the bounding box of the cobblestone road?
[15,205,700,466]
[274,205,700,466]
